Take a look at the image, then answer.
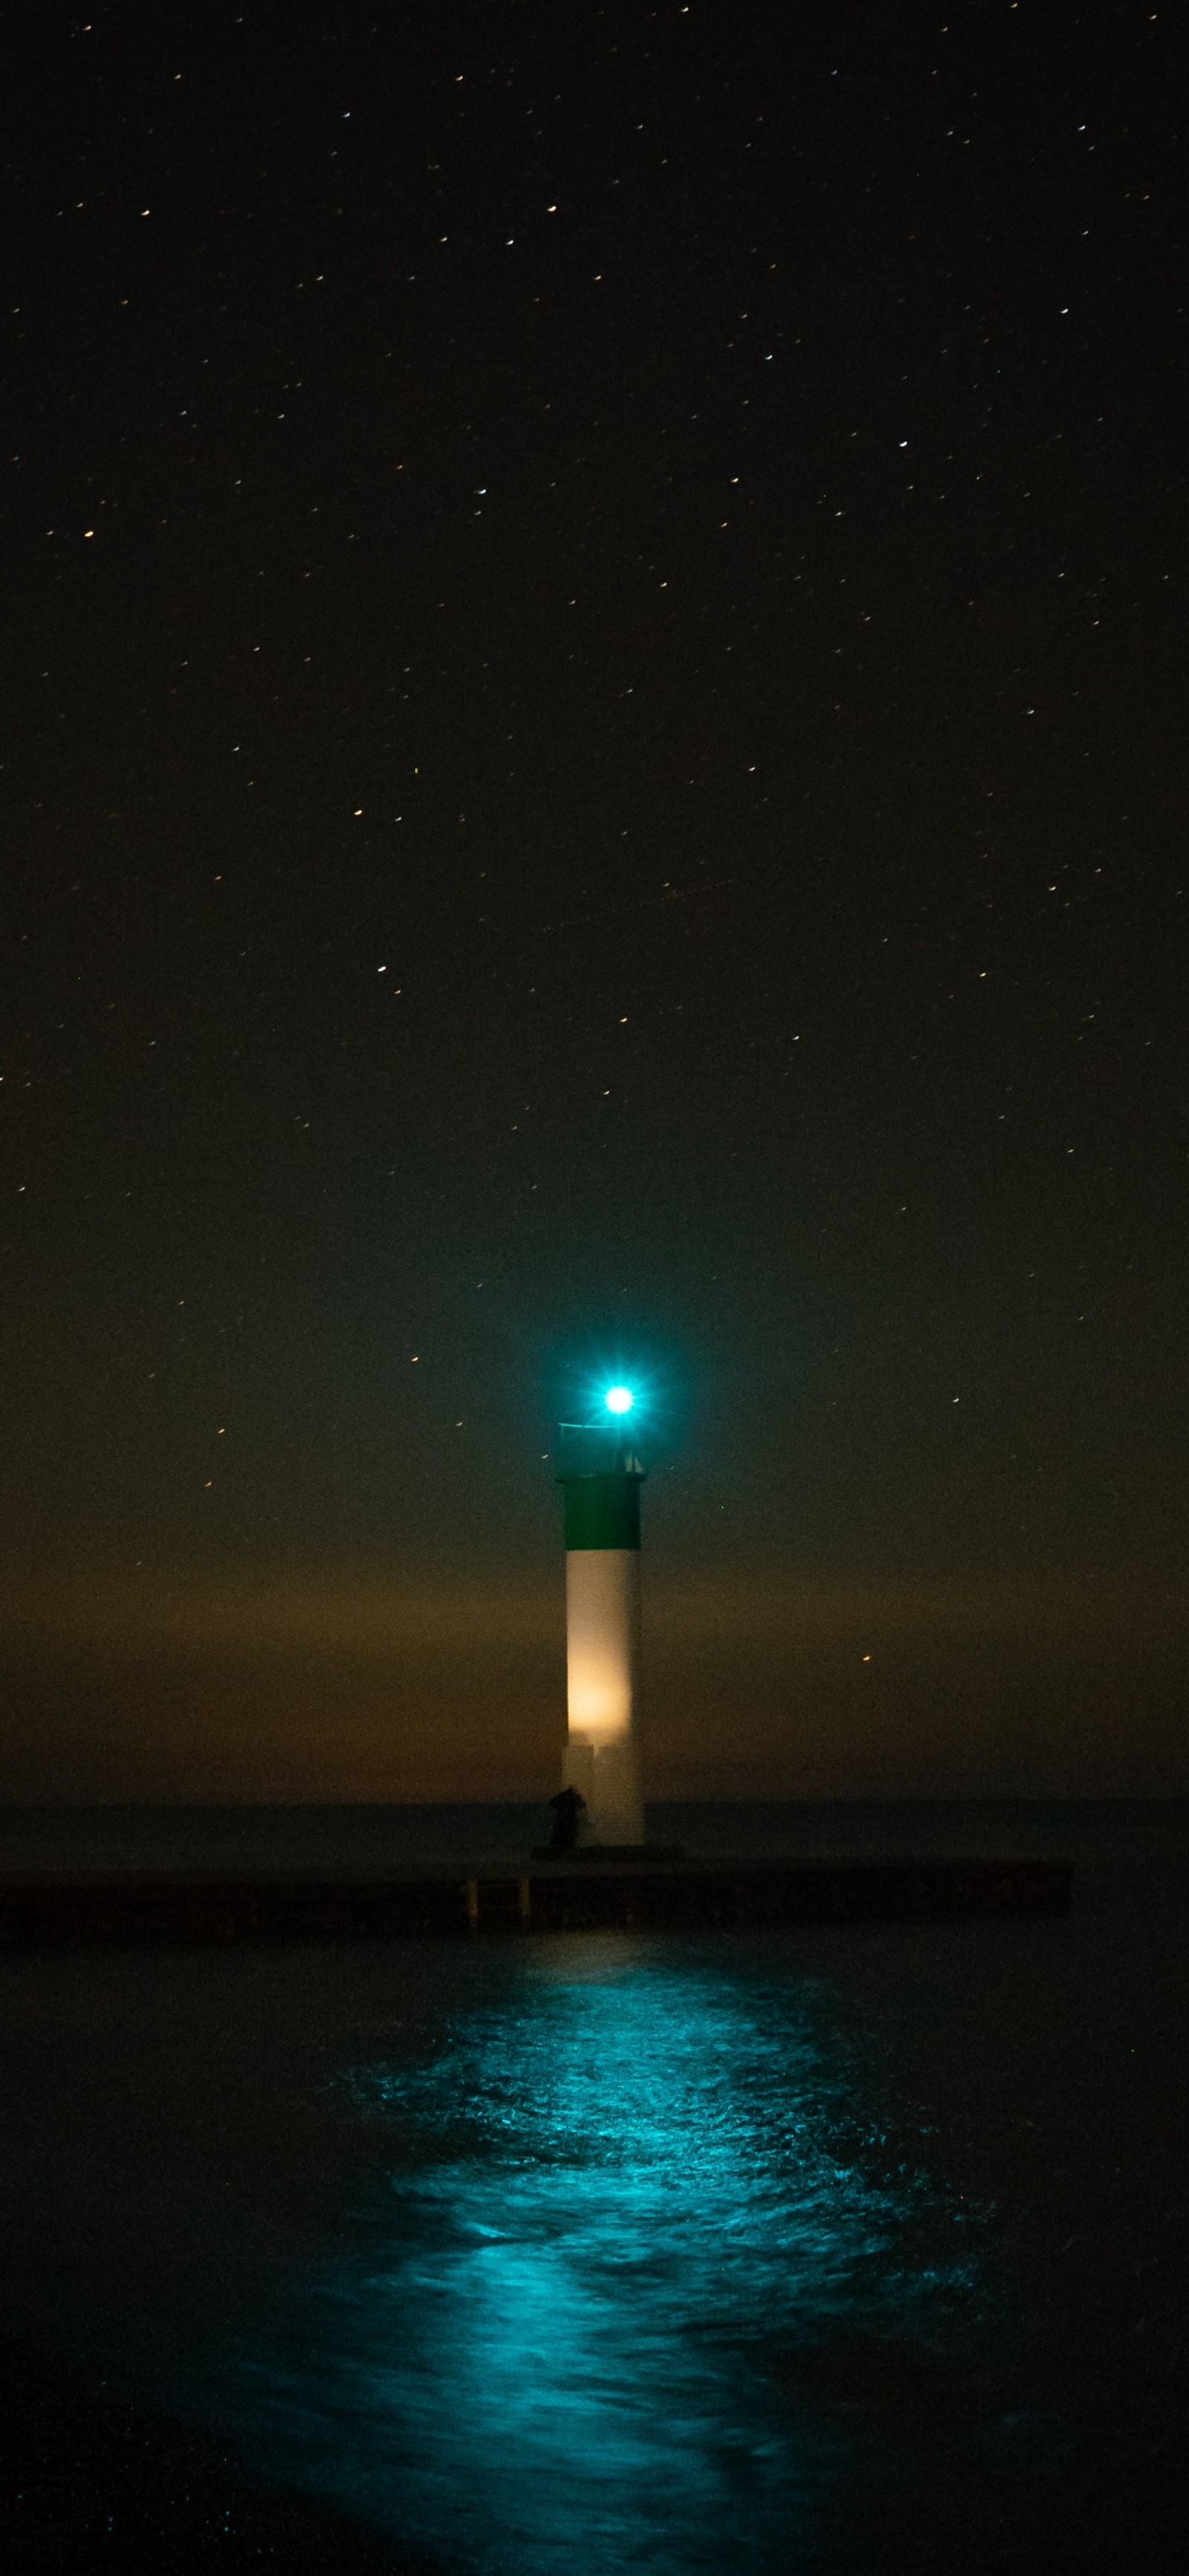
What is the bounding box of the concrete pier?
[0,1855,1071,1946]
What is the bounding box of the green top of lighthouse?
[556,1399,646,1549]
[560,1469,643,1550]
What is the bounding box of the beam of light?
[603,1384,634,1414]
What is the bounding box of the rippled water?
[265,1948,988,2571]
[1,1806,1186,2571]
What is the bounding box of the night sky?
[3,1,1187,1803]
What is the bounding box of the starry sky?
[2,0,1187,1803]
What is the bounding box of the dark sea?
[1,1801,1185,2572]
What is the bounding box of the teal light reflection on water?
[247,1944,982,2574]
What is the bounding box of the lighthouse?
[557,1386,645,1847]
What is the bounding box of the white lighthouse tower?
[557,1388,645,1847]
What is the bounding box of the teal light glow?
[302,1951,979,2575]
[604,1385,634,1415]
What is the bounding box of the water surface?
[1,1803,1185,2571]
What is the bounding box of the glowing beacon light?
[604,1384,634,1415]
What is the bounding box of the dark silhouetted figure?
[547,1786,586,1852]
